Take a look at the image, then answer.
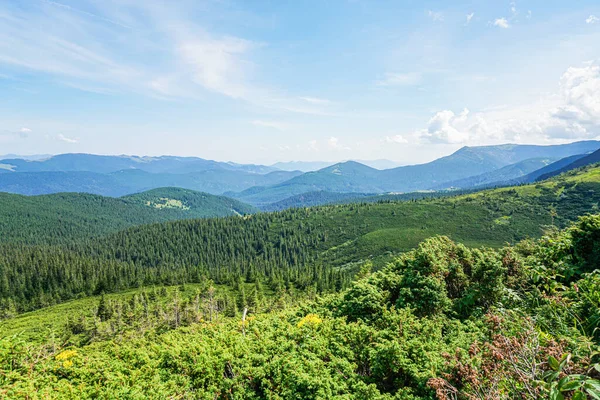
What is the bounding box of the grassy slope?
[0,282,270,343]
[310,164,600,267]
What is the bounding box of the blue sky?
[1,0,599,164]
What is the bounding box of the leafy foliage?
[1,215,600,398]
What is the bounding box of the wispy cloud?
[493,18,510,29]
[0,0,335,116]
[328,136,351,151]
[178,35,256,99]
[384,135,408,144]
[376,72,421,86]
[0,128,30,141]
[466,12,475,25]
[41,0,133,29]
[56,133,79,143]
[427,10,443,22]
[299,96,333,105]
[251,120,288,130]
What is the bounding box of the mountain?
[0,154,51,161]
[271,161,335,172]
[479,153,589,188]
[233,161,383,206]
[0,168,302,197]
[261,191,376,211]
[353,159,402,169]
[535,148,600,181]
[2,165,600,399]
[3,142,599,201]
[379,141,600,192]
[0,188,256,245]
[233,141,600,205]
[271,159,401,172]
[4,162,600,307]
[0,171,133,196]
[0,153,279,174]
[123,187,256,217]
[432,157,559,190]
[109,169,302,195]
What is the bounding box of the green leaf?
[559,379,581,391]
[584,381,600,400]
[572,390,585,400]
[550,387,565,400]
[549,356,560,371]
[559,354,571,370]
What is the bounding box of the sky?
[0,0,599,165]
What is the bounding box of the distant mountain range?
[2,141,600,210]
[0,154,302,196]
[271,159,402,172]
[0,153,279,174]
[0,154,52,161]
[231,141,600,206]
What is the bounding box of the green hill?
[0,188,256,245]
[1,206,599,399]
[2,164,600,314]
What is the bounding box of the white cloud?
[328,136,351,151]
[586,15,599,24]
[418,109,471,144]
[466,13,475,24]
[19,127,32,133]
[553,64,600,127]
[510,2,517,16]
[251,120,288,130]
[410,64,600,144]
[385,135,409,144]
[308,140,318,151]
[376,72,422,86]
[0,1,332,116]
[178,36,255,99]
[56,134,79,143]
[493,18,510,29]
[427,10,443,22]
[527,10,532,19]
[299,96,332,105]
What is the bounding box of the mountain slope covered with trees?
[0,188,256,245]
[2,164,600,315]
[1,203,599,399]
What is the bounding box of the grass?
[0,283,267,344]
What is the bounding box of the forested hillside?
[1,208,599,399]
[0,188,256,245]
[2,165,600,315]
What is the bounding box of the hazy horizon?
[3,138,600,167]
